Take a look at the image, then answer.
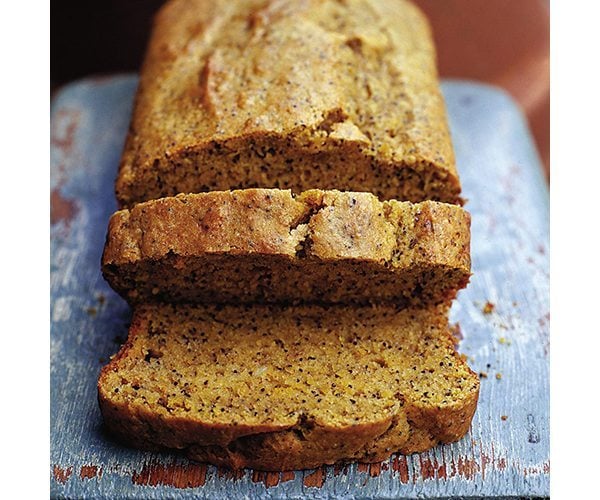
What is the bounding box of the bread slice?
[102,189,470,306]
[98,303,479,471]
[116,0,460,207]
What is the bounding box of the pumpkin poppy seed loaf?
[115,0,460,208]
[102,189,470,306]
[98,303,479,471]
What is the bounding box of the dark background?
[51,0,549,175]
[51,0,164,84]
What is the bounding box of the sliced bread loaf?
[102,189,470,306]
[116,0,460,207]
[98,303,479,471]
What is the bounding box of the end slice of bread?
[98,303,479,471]
[102,189,471,307]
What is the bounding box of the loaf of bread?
[102,189,470,306]
[99,0,478,472]
[98,303,479,471]
[115,0,460,208]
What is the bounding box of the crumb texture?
[102,189,471,305]
[98,303,479,471]
[116,0,459,207]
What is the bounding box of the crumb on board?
[479,372,488,379]
[97,293,106,305]
[501,415,508,421]
[449,322,463,346]
[496,373,502,380]
[483,301,495,314]
[498,337,512,345]
[86,307,97,317]
[486,363,491,369]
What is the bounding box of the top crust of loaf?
[116,0,460,207]
[104,189,470,266]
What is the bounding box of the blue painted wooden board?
[50,76,549,499]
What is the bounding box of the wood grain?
[50,76,549,499]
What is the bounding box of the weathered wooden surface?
[50,76,549,499]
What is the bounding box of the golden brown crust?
[116,0,460,207]
[103,189,309,264]
[102,189,471,306]
[98,303,479,471]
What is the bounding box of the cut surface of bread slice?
[98,303,479,471]
[102,189,471,306]
[116,0,460,207]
